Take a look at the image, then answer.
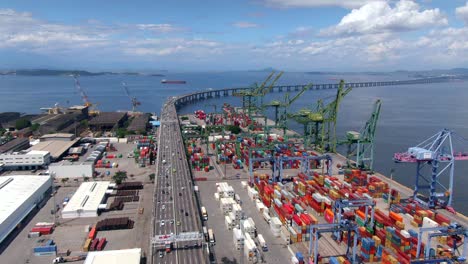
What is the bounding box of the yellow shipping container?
[83,238,92,252]
[410,220,419,227]
[373,235,381,247]
[337,256,346,264]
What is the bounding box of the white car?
[162,205,166,210]
[160,220,165,226]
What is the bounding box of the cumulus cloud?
[232,21,259,28]
[261,0,381,9]
[456,2,468,25]
[320,0,447,36]
[0,8,219,59]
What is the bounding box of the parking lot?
[0,142,155,264]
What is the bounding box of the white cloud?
[262,0,382,9]
[232,21,259,28]
[456,2,468,25]
[136,23,182,33]
[320,0,447,36]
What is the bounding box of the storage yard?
[0,141,156,264]
[173,75,468,264]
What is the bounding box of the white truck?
[257,234,268,252]
[225,215,233,230]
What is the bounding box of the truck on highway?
[201,206,208,221]
[208,228,215,245]
[203,226,208,240]
[257,234,268,252]
[165,241,172,253]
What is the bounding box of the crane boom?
[73,75,90,105]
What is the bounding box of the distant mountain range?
[0,69,165,77]
[306,68,468,78]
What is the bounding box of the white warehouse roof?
[84,248,141,264]
[62,181,110,219]
[0,175,52,243]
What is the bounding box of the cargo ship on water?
[161,79,186,84]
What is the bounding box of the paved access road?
[152,99,206,264]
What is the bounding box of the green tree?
[61,178,69,185]
[112,170,128,184]
[31,123,40,131]
[80,119,89,128]
[148,173,155,183]
[226,125,241,134]
[15,118,31,130]
[0,128,5,136]
[116,128,128,138]
[83,177,90,182]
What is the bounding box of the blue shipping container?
[295,252,304,262]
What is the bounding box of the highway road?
[152,98,206,264]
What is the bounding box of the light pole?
[388,168,395,209]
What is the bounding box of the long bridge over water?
[174,76,454,107]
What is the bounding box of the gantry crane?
[414,223,468,263]
[232,71,283,117]
[263,83,311,135]
[394,128,468,209]
[288,80,351,152]
[287,102,324,149]
[309,221,359,264]
[320,80,351,152]
[340,99,382,171]
[72,75,99,116]
[122,82,141,112]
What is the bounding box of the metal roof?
[0,138,30,153]
[62,181,110,217]
[30,138,79,159]
[84,248,141,264]
[0,175,52,234]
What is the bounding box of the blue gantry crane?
[394,129,468,209]
[333,198,376,241]
[413,223,468,263]
[309,221,359,264]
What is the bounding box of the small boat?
[161,79,186,84]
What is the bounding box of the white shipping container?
[225,215,233,230]
[241,181,247,188]
[263,211,271,223]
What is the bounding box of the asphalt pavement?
[152,99,206,264]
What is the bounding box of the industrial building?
[0,150,51,170]
[126,114,149,133]
[0,138,30,154]
[30,133,80,161]
[89,112,127,131]
[0,175,52,244]
[83,248,142,264]
[40,133,76,142]
[61,181,111,218]
[49,161,94,179]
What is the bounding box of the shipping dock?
[152,73,468,264]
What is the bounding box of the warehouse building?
[30,134,80,161]
[0,150,51,170]
[89,112,127,131]
[83,248,141,264]
[0,175,52,244]
[62,181,111,218]
[0,138,30,154]
[49,161,94,179]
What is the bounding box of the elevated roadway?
[152,98,206,264]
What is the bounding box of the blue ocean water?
[1,72,467,213]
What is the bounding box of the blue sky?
[1,0,468,71]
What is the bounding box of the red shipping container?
[97,237,106,251]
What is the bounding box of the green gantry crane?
[321,80,352,152]
[288,80,351,152]
[340,99,382,170]
[232,71,283,117]
[263,84,311,129]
